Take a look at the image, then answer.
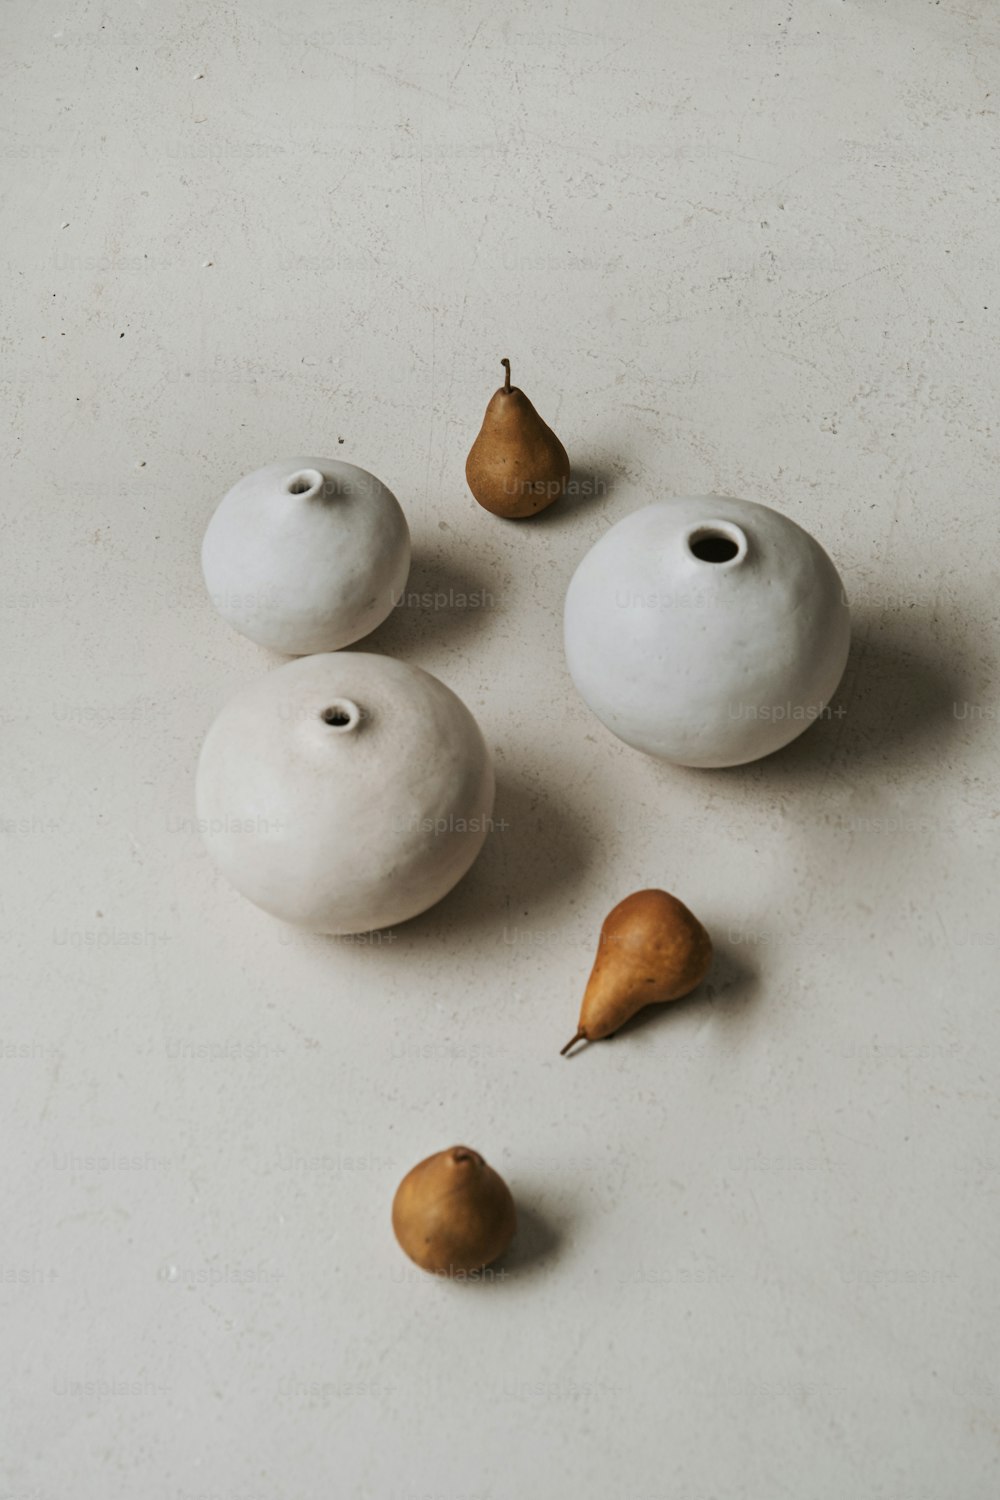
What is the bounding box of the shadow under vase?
[358,769,596,951]
[362,547,500,656]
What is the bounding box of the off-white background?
[2,1,998,1496]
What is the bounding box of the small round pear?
[465,358,570,519]
[392,1146,516,1276]
[561,889,712,1055]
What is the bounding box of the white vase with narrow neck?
[201,458,410,654]
[563,496,851,768]
[196,652,494,934]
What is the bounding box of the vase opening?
[319,699,362,732]
[285,468,324,498]
[685,521,747,566]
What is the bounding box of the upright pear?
[392,1145,516,1276]
[466,358,570,519]
[561,889,712,1055]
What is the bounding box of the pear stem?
[501,357,511,394]
[560,1029,586,1057]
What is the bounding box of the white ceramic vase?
[196,653,494,934]
[563,496,851,768]
[201,457,410,654]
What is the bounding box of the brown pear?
[561,889,712,1055]
[465,358,570,519]
[392,1145,516,1276]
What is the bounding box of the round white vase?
[196,653,495,933]
[563,496,851,768]
[201,458,410,654]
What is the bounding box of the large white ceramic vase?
[196,653,495,933]
[564,496,851,768]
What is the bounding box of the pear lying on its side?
[562,889,712,1055]
[466,358,570,519]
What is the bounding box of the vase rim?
[318,699,363,733]
[284,467,325,499]
[682,519,748,568]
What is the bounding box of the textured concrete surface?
[2,1,999,1496]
